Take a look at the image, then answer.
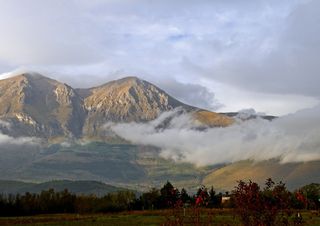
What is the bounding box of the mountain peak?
[0,72,61,88]
[19,72,45,79]
[0,71,86,138]
[18,72,60,84]
[118,76,141,82]
[1,71,46,81]
[106,76,145,87]
[82,74,187,126]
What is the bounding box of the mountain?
[79,76,191,122]
[0,73,233,140]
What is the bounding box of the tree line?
[0,179,318,219]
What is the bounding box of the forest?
[0,178,319,225]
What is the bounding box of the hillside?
[1,142,209,191]
[203,160,320,191]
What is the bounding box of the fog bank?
[111,106,320,166]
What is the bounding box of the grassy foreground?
[0,209,319,226]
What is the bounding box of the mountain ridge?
[0,72,233,140]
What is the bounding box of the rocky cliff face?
[0,73,233,140]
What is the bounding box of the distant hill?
[0,180,128,196]
[203,160,320,191]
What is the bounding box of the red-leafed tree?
[233,178,292,226]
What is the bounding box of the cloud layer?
[111,105,320,166]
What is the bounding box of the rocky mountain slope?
[0,73,233,140]
[0,73,86,139]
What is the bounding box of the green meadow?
[1,210,319,226]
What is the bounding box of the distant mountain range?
[0,72,318,192]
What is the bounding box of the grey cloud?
[111,105,320,166]
[200,0,320,97]
[152,79,222,111]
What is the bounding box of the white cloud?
[0,131,41,172]
[0,119,40,145]
[111,105,320,166]
[0,132,40,146]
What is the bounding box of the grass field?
[0,209,319,226]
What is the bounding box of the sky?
[0,0,319,115]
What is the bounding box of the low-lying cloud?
[0,120,40,145]
[0,128,42,172]
[0,132,40,146]
[111,106,320,166]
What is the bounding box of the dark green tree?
[180,188,190,204]
[160,181,179,208]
